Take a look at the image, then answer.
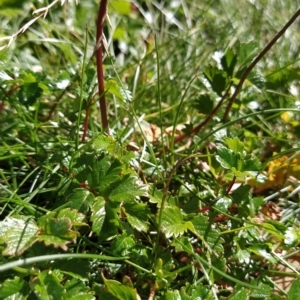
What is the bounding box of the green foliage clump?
[1,0,300,299]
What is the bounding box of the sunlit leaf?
[64,278,95,300]
[224,137,244,154]
[107,174,146,202]
[91,196,106,235]
[0,277,30,299]
[215,196,232,213]
[161,206,189,238]
[284,227,299,247]
[190,216,224,252]
[109,1,132,15]
[66,188,94,214]
[229,288,249,300]
[111,234,135,256]
[237,41,258,67]
[33,270,64,300]
[0,217,39,256]
[171,237,194,253]
[105,79,132,103]
[288,278,300,300]
[55,70,70,89]
[56,208,87,227]
[38,216,78,250]
[216,146,237,169]
[235,247,251,264]
[102,276,138,300]
[94,201,119,241]
[248,244,276,263]
[249,280,272,298]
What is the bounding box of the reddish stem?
[226,175,236,196]
[96,0,109,134]
[157,82,232,157]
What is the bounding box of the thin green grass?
[1,0,300,299]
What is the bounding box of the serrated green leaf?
[224,137,244,154]
[192,94,214,114]
[0,217,39,256]
[249,281,272,298]
[247,70,265,89]
[38,217,78,251]
[171,237,194,253]
[64,278,94,300]
[215,196,232,213]
[111,234,135,256]
[248,244,277,263]
[93,201,119,240]
[66,188,94,214]
[190,216,224,253]
[18,82,43,106]
[56,208,87,227]
[161,206,188,238]
[102,276,138,300]
[236,247,251,264]
[91,196,106,235]
[237,41,258,67]
[221,48,237,77]
[216,146,237,169]
[288,278,300,300]
[242,156,261,171]
[107,174,146,202]
[0,277,30,299]
[52,259,91,281]
[123,202,149,232]
[262,223,284,241]
[229,288,249,300]
[105,79,132,103]
[90,135,134,164]
[165,290,181,299]
[33,270,64,300]
[211,255,226,281]
[73,153,123,191]
[180,283,213,300]
[203,66,228,96]
[19,71,36,83]
[231,184,251,204]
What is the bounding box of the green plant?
[1,0,300,299]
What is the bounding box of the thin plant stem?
[96,0,109,133]
[76,25,89,150]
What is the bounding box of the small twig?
[96,0,109,134]
[225,175,236,196]
[223,8,300,122]
[148,284,156,300]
